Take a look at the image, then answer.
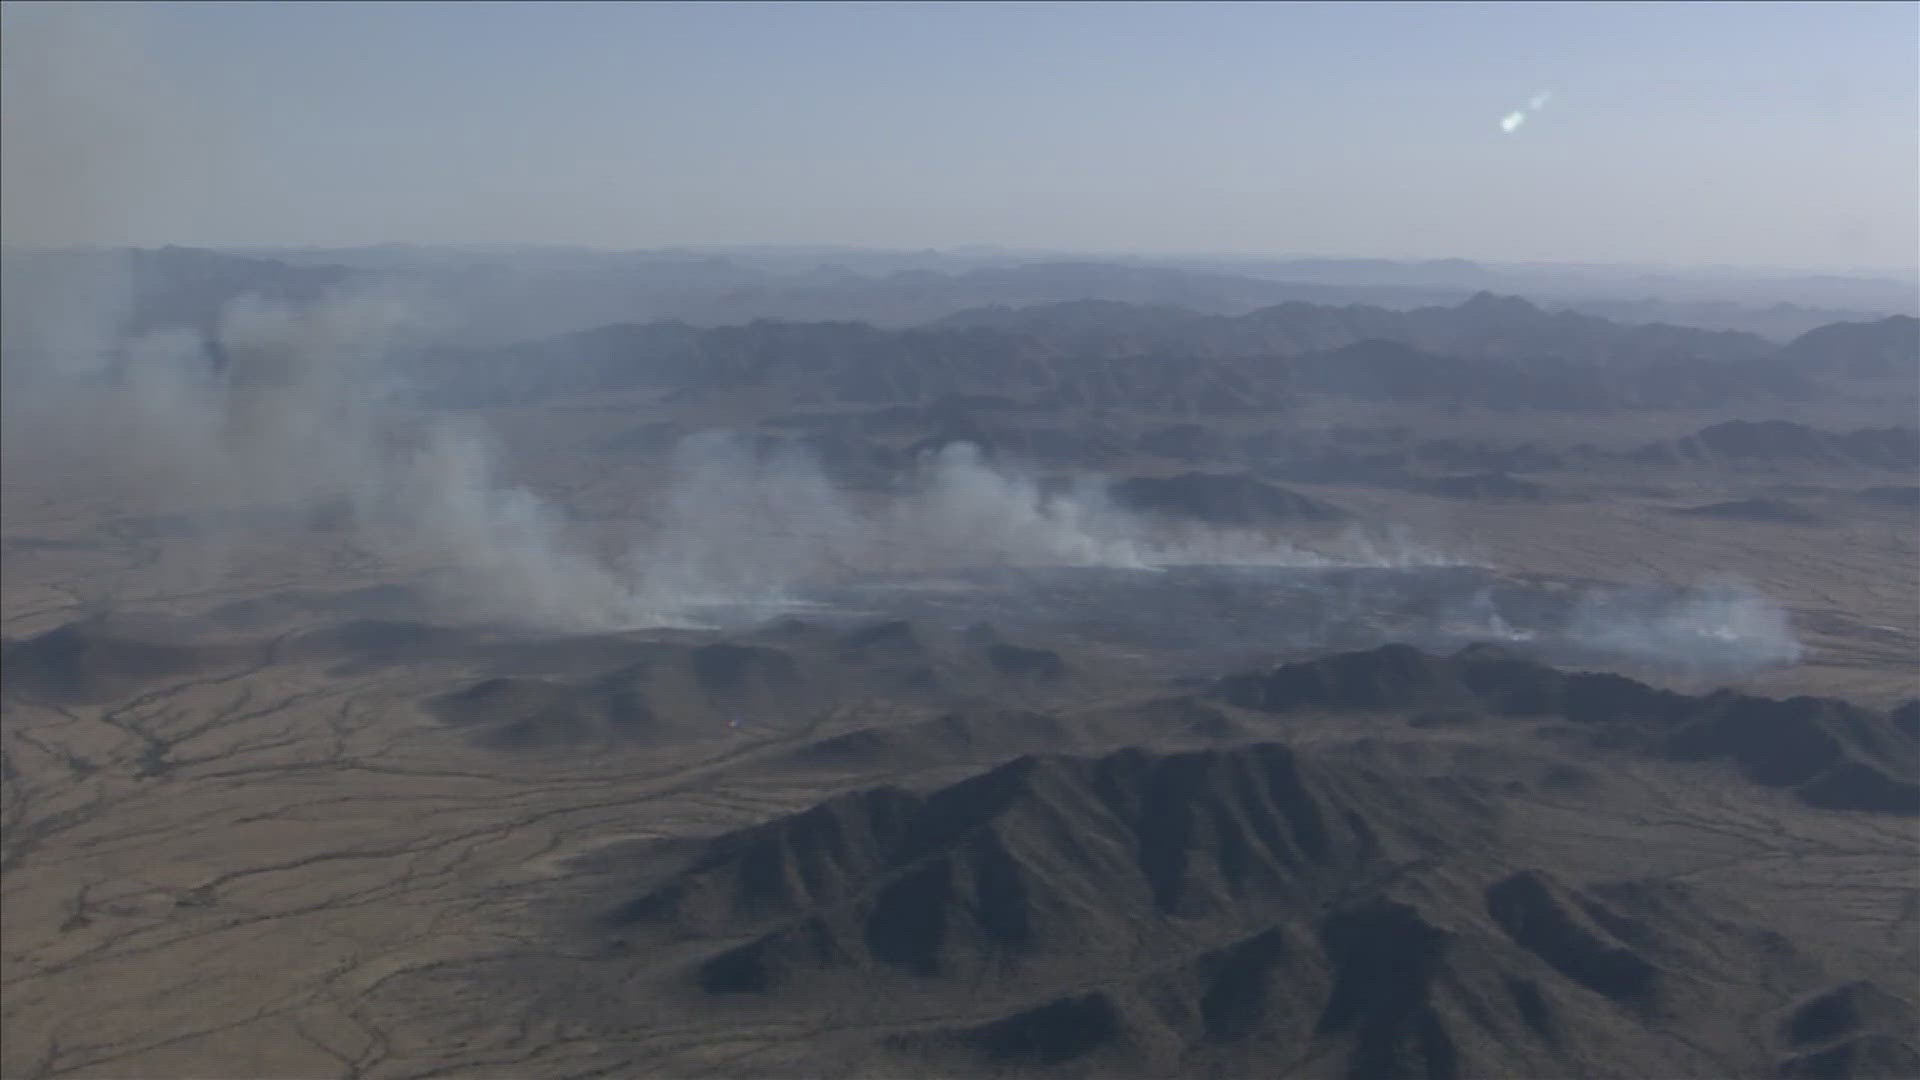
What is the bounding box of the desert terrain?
[2,249,1917,1080]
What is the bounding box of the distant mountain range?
[6,247,1908,356]
[400,293,1914,418]
[7,247,1912,422]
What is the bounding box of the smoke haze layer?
[2,254,1809,676]
[1,275,1472,630]
[620,434,1471,618]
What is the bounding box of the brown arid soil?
[3,359,1917,1080]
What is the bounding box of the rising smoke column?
[1,6,652,629]
[618,433,1474,622]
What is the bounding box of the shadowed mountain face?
[1214,644,1918,814]
[601,740,1478,1076]
[610,743,1364,954]
[0,615,259,704]
[1776,315,1920,379]
[1484,871,1660,1007]
[427,639,821,750]
[559,710,1913,1079]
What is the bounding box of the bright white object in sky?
[1500,89,1553,134]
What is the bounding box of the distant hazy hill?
[0,246,354,337]
[402,293,1868,415]
[15,247,1906,416]
[124,247,355,335]
[1632,420,1920,472]
[937,291,1781,368]
[1776,315,1919,379]
[210,245,1913,341]
[13,246,1899,357]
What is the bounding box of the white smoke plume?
[620,434,1470,625]
[1432,576,1802,670]
[201,294,661,627]
[9,283,1479,633]
[11,285,641,627]
[384,417,640,628]
[0,1,646,628]
[1558,578,1803,668]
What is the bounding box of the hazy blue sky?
[3,1,1915,270]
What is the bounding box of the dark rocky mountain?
[582,726,1911,1078]
[0,615,257,704]
[427,640,815,750]
[1214,644,1918,815]
[421,620,1105,751]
